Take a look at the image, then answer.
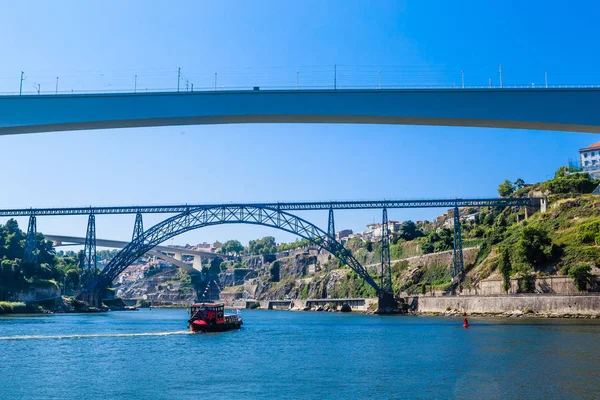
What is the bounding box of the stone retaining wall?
[409,294,600,316]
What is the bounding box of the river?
[1,309,599,399]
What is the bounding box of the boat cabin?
[190,303,225,325]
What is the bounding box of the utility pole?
[214,72,217,91]
[461,70,464,88]
[296,71,299,89]
[545,72,548,88]
[489,77,492,88]
[19,71,24,95]
[378,70,381,89]
[134,75,137,93]
[334,64,337,90]
[55,77,59,94]
[499,64,503,88]
[37,84,40,95]
[177,67,181,92]
[191,83,193,92]
[186,80,189,91]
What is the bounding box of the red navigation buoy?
[463,317,469,328]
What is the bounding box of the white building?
[364,221,401,239]
[580,142,600,179]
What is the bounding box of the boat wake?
[0,331,192,341]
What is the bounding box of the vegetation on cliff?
[237,166,600,300]
[0,219,81,301]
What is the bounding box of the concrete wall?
[462,276,599,296]
[10,286,60,302]
[409,294,600,316]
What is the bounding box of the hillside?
[217,167,600,300]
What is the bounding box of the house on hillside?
[579,142,600,179]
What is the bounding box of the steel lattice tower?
[132,212,144,242]
[82,213,97,288]
[452,207,464,277]
[327,208,335,242]
[380,208,392,292]
[24,215,38,264]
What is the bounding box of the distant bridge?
[46,234,219,273]
[2,88,600,135]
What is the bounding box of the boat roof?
[191,303,224,307]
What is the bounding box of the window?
[585,161,590,166]
[584,152,589,157]
[592,152,596,157]
[593,160,598,165]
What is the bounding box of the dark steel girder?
[0,198,533,217]
[92,205,380,294]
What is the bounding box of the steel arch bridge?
[90,204,380,297]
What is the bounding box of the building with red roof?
[580,142,600,179]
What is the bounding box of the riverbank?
[225,293,600,318]
[408,293,600,318]
[0,297,134,315]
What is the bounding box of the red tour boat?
[188,303,243,333]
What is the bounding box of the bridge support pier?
[380,208,392,292]
[132,212,143,241]
[77,289,103,309]
[81,213,97,288]
[452,207,464,278]
[327,208,335,241]
[376,291,399,314]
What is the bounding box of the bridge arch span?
[95,205,379,294]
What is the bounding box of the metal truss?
[327,208,335,244]
[132,212,143,242]
[93,205,380,294]
[380,208,392,292]
[82,214,97,288]
[0,197,534,217]
[452,207,465,277]
[23,215,37,264]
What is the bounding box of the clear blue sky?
[0,1,599,246]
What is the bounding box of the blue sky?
[0,1,599,246]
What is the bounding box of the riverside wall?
[461,276,600,296]
[408,294,600,316]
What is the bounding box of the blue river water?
[1,309,600,399]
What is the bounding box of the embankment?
[408,294,600,317]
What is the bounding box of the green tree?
[567,264,592,291]
[554,165,580,178]
[248,236,277,255]
[421,242,434,254]
[514,178,525,189]
[220,240,244,255]
[517,225,554,267]
[498,247,511,292]
[394,221,424,242]
[498,179,515,197]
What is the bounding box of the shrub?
[498,247,511,292]
[517,225,554,267]
[0,302,27,314]
[520,273,535,293]
[577,220,600,244]
[566,264,592,291]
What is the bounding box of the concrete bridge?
[2,88,600,135]
[46,234,219,273]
